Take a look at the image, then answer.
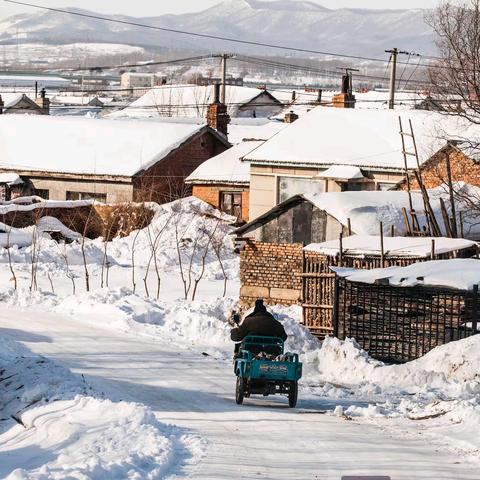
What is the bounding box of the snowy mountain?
[0,1,436,57]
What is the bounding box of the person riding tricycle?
[231,299,302,408]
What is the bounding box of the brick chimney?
[332,74,356,109]
[35,88,50,115]
[0,95,3,115]
[284,111,299,123]
[206,83,230,138]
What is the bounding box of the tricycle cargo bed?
[250,359,302,381]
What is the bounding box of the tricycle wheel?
[288,381,298,408]
[235,377,245,405]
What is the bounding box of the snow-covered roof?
[186,140,261,185]
[333,258,480,291]
[0,74,69,87]
[305,184,480,238]
[0,172,23,185]
[305,235,476,258]
[235,183,480,240]
[0,115,216,177]
[110,84,281,119]
[316,165,364,180]
[227,118,286,144]
[244,107,478,170]
[51,95,112,106]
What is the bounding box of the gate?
[302,253,336,338]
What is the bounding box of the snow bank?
[314,336,480,396]
[0,334,202,479]
[310,336,480,455]
[56,288,319,357]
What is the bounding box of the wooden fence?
[302,253,433,339]
[333,279,479,363]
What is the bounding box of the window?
[220,191,242,219]
[66,191,107,202]
[278,176,324,203]
[376,182,396,191]
[35,189,50,200]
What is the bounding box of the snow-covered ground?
[1,197,480,478]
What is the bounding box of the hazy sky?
[0,0,442,20]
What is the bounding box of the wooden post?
[402,207,413,236]
[332,275,341,338]
[460,211,465,238]
[380,221,385,268]
[445,148,458,238]
[339,233,343,267]
[391,225,395,237]
[347,218,352,236]
[472,284,478,336]
[431,239,436,260]
[439,198,453,238]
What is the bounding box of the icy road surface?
[0,308,477,480]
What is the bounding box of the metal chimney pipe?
[214,83,220,103]
[341,75,349,94]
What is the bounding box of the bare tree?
[427,0,480,123]
[191,220,221,301]
[3,211,18,290]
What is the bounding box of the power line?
[2,0,439,69]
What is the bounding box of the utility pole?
[385,48,421,110]
[386,48,398,110]
[221,54,227,104]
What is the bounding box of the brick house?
[397,141,480,190]
[186,140,263,222]
[0,115,229,203]
[233,186,480,313]
[243,108,460,220]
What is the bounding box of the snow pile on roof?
[227,118,286,144]
[245,107,478,170]
[111,84,281,119]
[333,258,480,291]
[304,183,480,239]
[0,334,199,479]
[305,235,476,258]
[0,173,22,185]
[316,165,364,180]
[187,140,261,184]
[36,216,82,241]
[0,115,208,177]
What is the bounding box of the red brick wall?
[192,184,250,222]
[239,241,303,308]
[399,148,480,190]
[133,131,228,203]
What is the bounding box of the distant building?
[120,73,166,96]
[0,115,229,204]
[0,73,70,90]
[112,84,284,119]
[0,89,50,115]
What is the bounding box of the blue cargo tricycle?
[233,335,302,408]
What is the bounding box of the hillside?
[0,0,436,57]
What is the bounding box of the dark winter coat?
[230,310,287,342]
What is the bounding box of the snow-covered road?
[0,308,478,480]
